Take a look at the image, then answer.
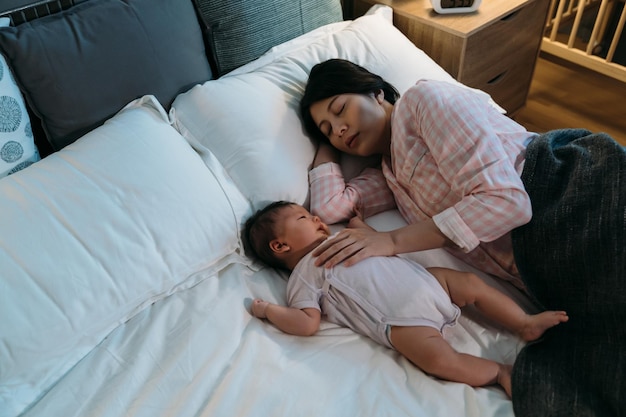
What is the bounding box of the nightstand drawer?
[470,60,535,114]
[460,2,548,111]
[461,3,547,82]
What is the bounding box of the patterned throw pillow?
[0,18,39,178]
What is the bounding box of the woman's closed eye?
[321,122,331,138]
[323,105,344,137]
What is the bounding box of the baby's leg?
[427,267,568,342]
[389,325,512,397]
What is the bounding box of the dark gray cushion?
[0,0,213,151]
[194,0,343,76]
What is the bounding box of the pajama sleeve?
[309,162,396,224]
[408,81,531,250]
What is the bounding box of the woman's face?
[309,91,392,157]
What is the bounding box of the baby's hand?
[251,298,270,319]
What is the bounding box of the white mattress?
[21,210,531,417]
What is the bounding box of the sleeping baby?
[242,201,569,397]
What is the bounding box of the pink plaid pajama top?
[310,80,535,287]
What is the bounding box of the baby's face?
[278,205,330,251]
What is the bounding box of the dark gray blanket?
[511,129,626,416]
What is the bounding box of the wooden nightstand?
[352,0,550,115]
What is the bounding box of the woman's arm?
[309,142,396,224]
[251,299,321,336]
[312,217,451,268]
[411,81,532,246]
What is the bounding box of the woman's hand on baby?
[312,225,394,268]
[251,299,270,319]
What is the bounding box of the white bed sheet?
[21,210,531,417]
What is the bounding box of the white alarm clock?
[430,0,482,14]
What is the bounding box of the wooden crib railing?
[542,0,626,82]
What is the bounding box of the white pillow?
[171,5,470,210]
[172,75,317,210]
[0,17,40,178]
[0,95,249,417]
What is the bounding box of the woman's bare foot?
[519,311,569,341]
[497,364,512,398]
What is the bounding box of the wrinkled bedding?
[21,210,532,417]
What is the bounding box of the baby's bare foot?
[520,311,569,341]
[497,364,512,398]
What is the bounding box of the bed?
[0,1,585,416]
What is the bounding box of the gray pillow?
[0,0,213,151]
[194,0,343,76]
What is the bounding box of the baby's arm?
[251,299,321,337]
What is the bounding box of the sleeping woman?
[299,59,626,416]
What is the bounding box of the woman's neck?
[379,101,394,156]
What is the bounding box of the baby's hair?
[242,201,295,270]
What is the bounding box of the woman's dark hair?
[300,59,400,142]
[242,201,294,270]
